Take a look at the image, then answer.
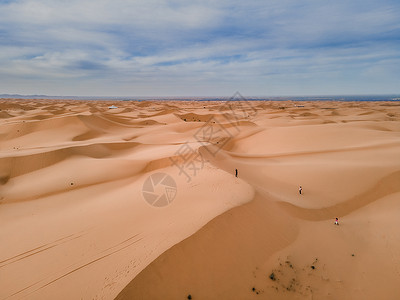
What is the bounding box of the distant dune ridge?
[0,98,399,300]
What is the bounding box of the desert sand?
[0,98,399,300]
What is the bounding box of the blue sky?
[0,0,399,96]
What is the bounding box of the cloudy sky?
[0,0,399,97]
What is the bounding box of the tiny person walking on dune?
[335,218,339,225]
[299,186,302,195]
[235,168,238,178]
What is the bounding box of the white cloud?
[0,0,399,96]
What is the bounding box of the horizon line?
[1,93,400,99]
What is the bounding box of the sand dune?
[0,99,399,300]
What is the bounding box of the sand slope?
[116,101,400,300]
[1,99,399,300]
